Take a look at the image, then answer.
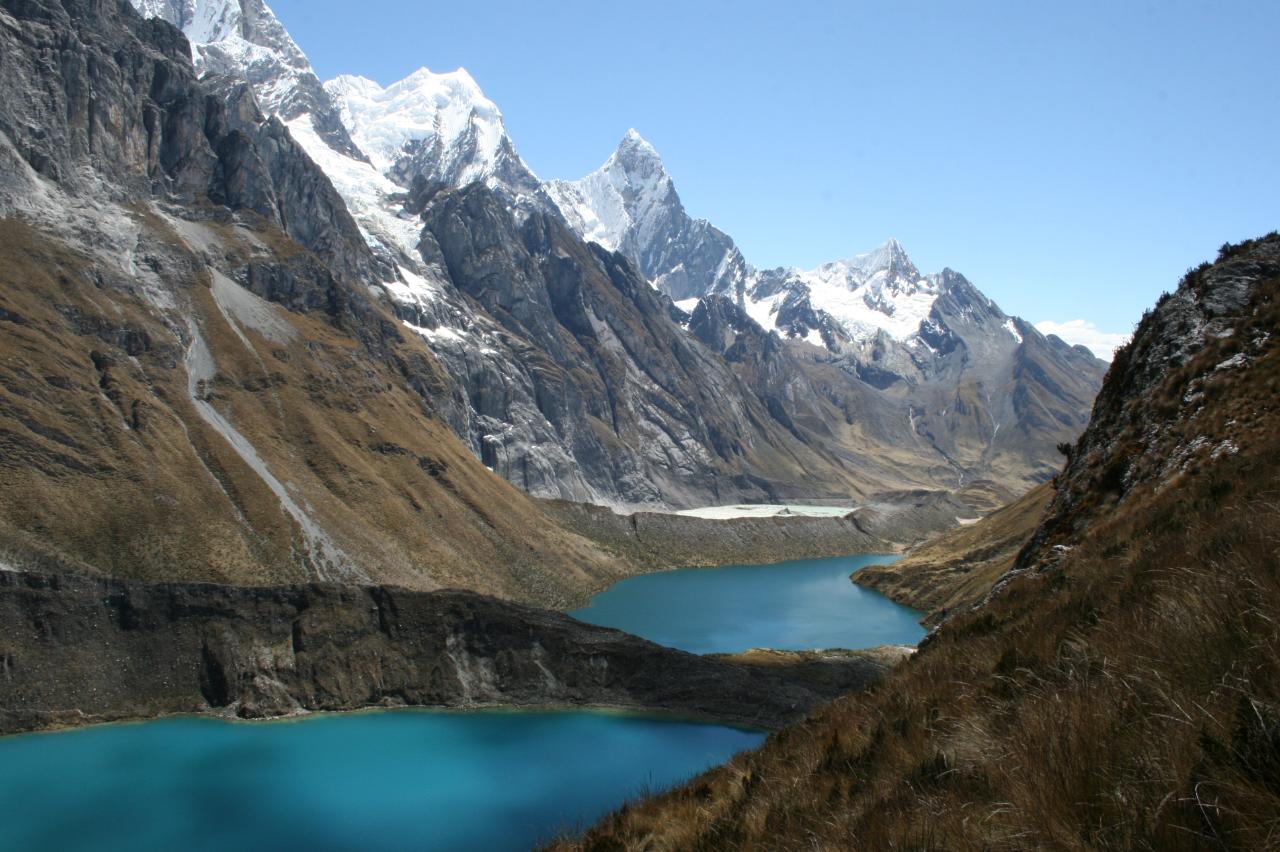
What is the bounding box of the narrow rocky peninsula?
[0,570,891,736]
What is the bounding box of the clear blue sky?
[272,0,1278,344]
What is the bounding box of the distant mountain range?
[124,0,1106,510]
[0,0,1102,522]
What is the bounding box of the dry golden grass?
[0,213,631,606]
[856,481,1053,624]
[557,412,1280,852]
[554,246,1280,850]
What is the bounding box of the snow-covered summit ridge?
[545,129,676,253]
[131,0,1042,357]
[324,68,516,180]
[545,132,953,344]
[546,130,1040,348]
[746,238,948,343]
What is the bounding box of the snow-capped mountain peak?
[744,240,942,343]
[615,128,662,162]
[323,67,540,201]
[816,238,924,291]
[838,237,914,276]
[324,68,508,178]
[545,129,677,253]
[132,0,311,98]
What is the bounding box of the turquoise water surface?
[570,553,925,653]
[2,553,925,850]
[0,710,762,852]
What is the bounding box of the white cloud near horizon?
[1034,320,1130,361]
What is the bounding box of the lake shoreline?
[0,568,904,738]
[570,554,925,655]
[541,491,979,609]
[0,699,777,742]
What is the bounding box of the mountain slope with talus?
[555,232,1280,849]
[0,0,643,606]
[124,0,1103,507]
[551,130,1108,494]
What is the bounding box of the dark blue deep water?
[0,710,762,852]
[570,553,925,653]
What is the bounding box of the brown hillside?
[0,214,628,608]
[854,481,1052,625]
[555,235,1280,849]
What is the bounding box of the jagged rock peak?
[128,0,366,160]
[545,129,679,254]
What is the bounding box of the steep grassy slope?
[556,235,1280,849]
[0,212,631,606]
[853,481,1052,625]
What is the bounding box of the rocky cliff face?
[123,0,1102,506]
[0,569,891,735]
[551,135,1108,494]
[0,0,641,604]
[412,182,880,507]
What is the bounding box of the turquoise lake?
[0,710,762,852]
[0,553,925,850]
[570,553,926,654]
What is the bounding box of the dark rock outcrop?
[1021,233,1280,568]
[0,570,888,735]
[409,182,865,507]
